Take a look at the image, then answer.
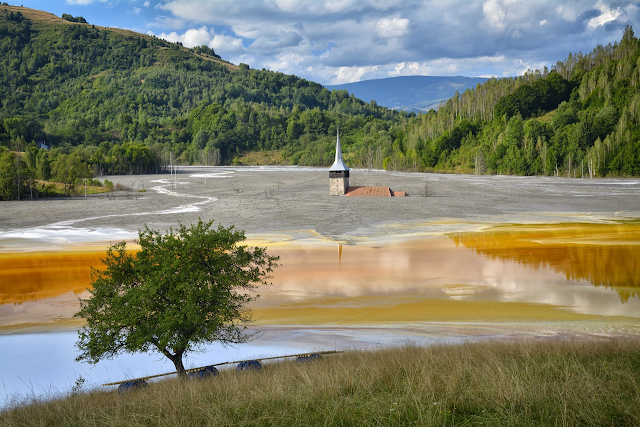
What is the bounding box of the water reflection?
[0,251,104,304]
[448,223,640,303]
[1,223,639,329]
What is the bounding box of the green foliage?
[0,6,639,179]
[75,219,280,376]
[494,72,574,119]
[51,152,91,195]
[0,5,411,172]
[0,147,37,200]
[391,25,640,177]
[191,44,220,59]
[61,13,87,24]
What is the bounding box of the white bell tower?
[329,129,349,195]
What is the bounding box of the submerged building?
[329,129,407,197]
[329,129,349,195]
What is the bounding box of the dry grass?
[2,338,639,426]
[32,180,111,197]
[238,150,289,166]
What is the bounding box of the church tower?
[329,129,349,195]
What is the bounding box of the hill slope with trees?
[0,4,411,199]
[1,4,639,200]
[355,27,640,177]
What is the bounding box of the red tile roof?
[345,186,407,197]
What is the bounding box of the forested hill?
[1,5,640,201]
[0,4,411,199]
[383,28,640,178]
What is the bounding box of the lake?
[1,220,638,407]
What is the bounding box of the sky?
[14,0,640,84]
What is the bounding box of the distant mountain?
[325,76,489,113]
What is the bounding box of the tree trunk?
[166,352,186,377]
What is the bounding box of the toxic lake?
[0,166,638,407]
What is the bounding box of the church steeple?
[330,128,349,172]
[329,128,350,195]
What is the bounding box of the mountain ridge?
[325,75,489,113]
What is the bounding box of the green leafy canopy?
[75,219,279,376]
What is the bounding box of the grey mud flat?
[1,166,639,240]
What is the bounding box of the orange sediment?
[251,297,603,325]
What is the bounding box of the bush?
[61,13,87,23]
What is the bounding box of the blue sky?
[15,1,640,84]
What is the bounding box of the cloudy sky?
[20,0,640,84]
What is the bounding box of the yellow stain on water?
[0,222,639,329]
[0,251,106,304]
[251,297,604,325]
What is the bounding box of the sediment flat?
[1,167,639,244]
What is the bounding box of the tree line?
[1,6,640,202]
[342,26,640,177]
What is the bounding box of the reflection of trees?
[448,224,640,303]
[0,251,104,304]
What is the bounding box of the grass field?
[2,338,639,426]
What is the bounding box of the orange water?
[449,223,640,302]
[0,251,105,304]
[1,223,638,329]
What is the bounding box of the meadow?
[2,338,639,426]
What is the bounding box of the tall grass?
[2,338,639,426]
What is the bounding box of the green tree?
[75,219,280,377]
[51,153,91,195]
[0,148,18,200]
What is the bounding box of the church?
[329,129,349,195]
[329,130,407,197]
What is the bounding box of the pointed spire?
[330,127,349,171]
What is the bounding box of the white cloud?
[483,0,506,30]
[384,56,507,79]
[210,34,245,53]
[150,26,245,52]
[132,1,640,84]
[154,26,212,46]
[249,30,303,52]
[66,0,95,4]
[390,62,420,76]
[143,1,150,7]
[588,1,622,29]
[375,17,410,38]
[133,7,142,14]
[147,16,187,29]
[334,65,379,84]
[555,5,578,22]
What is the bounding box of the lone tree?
[75,219,279,376]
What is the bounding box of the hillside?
[331,27,640,177]
[0,4,414,199]
[325,76,488,113]
[1,5,640,200]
